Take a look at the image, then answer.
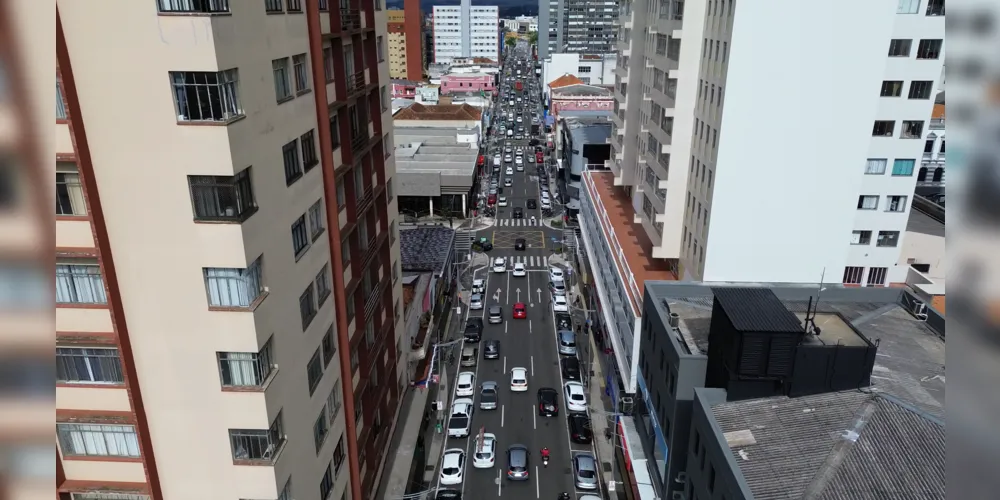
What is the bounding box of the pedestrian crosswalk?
[497,255,550,268]
[496,218,541,227]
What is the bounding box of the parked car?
[563,381,587,411]
[557,330,577,356]
[464,318,483,342]
[448,399,473,437]
[440,449,466,485]
[568,412,593,444]
[469,294,483,310]
[552,295,569,312]
[561,357,581,381]
[573,453,599,490]
[456,372,476,397]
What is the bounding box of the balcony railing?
[341,9,361,31]
[356,185,374,213]
[658,153,670,172]
[929,118,945,130]
[363,274,385,320]
[351,131,368,153]
[346,71,367,97]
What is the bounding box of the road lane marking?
[503,356,507,374]
[497,469,502,496]
[533,408,536,429]
[535,466,540,498]
[501,405,505,428]
[530,355,535,377]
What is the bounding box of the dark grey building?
[557,115,612,212]
[538,0,618,58]
[635,282,946,499]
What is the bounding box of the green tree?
[505,37,516,48]
[528,31,538,45]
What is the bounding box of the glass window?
[892,159,915,176]
[55,261,107,305]
[56,163,87,215]
[293,53,309,92]
[273,58,292,100]
[203,256,264,308]
[189,167,257,221]
[56,347,124,384]
[57,424,140,458]
[170,69,243,122]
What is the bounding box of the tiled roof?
[549,74,584,89]
[931,103,945,119]
[393,103,482,121]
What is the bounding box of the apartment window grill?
[641,195,654,220]
[283,139,302,184]
[273,58,292,101]
[157,0,230,13]
[323,46,334,82]
[327,385,342,421]
[218,339,274,387]
[872,120,895,137]
[330,112,342,150]
[916,39,942,59]
[876,231,900,247]
[293,54,309,92]
[204,257,264,308]
[315,410,330,452]
[880,80,903,97]
[926,0,945,16]
[189,167,257,222]
[56,165,87,216]
[57,424,140,458]
[887,39,911,57]
[364,320,376,348]
[857,195,879,210]
[292,214,310,257]
[908,80,933,99]
[901,120,924,139]
[851,230,872,245]
[867,267,888,286]
[170,69,243,122]
[56,81,67,119]
[307,348,323,394]
[308,200,325,242]
[265,0,283,13]
[56,262,107,305]
[286,0,302,12]
[864,158,887,175]
[886,195,908,212]
[57,347,124,384]
[842,266,864,285]
[229,414,285,462]
[300,284,317,330]
[319,0,329,10]
[333,437,346,472]
[71,494,150,500]
[316,264,332,304]
[322,324,336,366]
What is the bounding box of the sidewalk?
[586,328,623,499]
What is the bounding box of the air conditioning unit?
[618,396,634,415]
[675,472,688,484]
[911,300,928,320]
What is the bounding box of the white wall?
[703,0,898,283]
[542,53,616,92]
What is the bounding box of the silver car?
[506,445,530,481]
[573,453,599,490]
[557,330,577,356]
[469,293,484,310]
[480,381,499,410]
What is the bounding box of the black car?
[555,312,572,330]
[435,489,462,500]
[484,340,500,359]
[526,199,537,209]
[515,238,526,251]
[512,207,524,218]
[464,318,483,342]
[537,388,559,416]
[568,412,593,444]
[561,357,581,381]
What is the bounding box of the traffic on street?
[433,41,602,500]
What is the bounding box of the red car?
[488,194,497,205]
[513,302,527,319]
[535,152,543,163]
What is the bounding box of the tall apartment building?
[432,0,500,64]
[538,0,618,59]
[386,0,425,81]
[600,0,944,285]
[55,1,403,500]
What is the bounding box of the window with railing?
[203,256,264,308]
[218,339,274,388]
[327,384,342,422]
[333,437,346,472]
[901,120,924,139]
[158,0,230,13]
[647,134,659,155]
[56,81,67,119]
[229,413,285,462]
[189,167,257,222]
[265,0,283,12]
[71,493,150,500]
[57,423,140,458]
[283,138,303,184]
[273,57,292,101]
[56,163,87,216]
[925,0,944,16]
[307,347,323,394]
[642,194,654,220]
[330,111,342,150]
[300,283,317,330]
[56,261,107,305]
[57,347,124,385]
[322,324,336,367]
[287,0,302,13]
[293,53,309,93]
[170,69,243,122]
[655,34,667,55]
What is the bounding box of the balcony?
[351,130,369,154]
[341,9,361,31]
[356,184,374,214]
[929,118,945,130]
[363,272,386,320]
[347,71,367,98]
[657,153,670,173]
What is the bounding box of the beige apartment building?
[55,1,403,500]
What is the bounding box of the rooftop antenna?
[805,267,826,336]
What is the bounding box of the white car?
[493,155,501,166]
[540,199,551,210]
[440,449,466,485]
[473,433,497,468]
[472,278,485,294]
[504,154,513,163]
[515,157,523,166]
[564,382,587,412]
[448,398,474,437]
[498,197,508,207]
[456,372,476,397]
[549,267,565,282]
[552,295,569,312]
[510,367,528,392]
[512,263,526,277]
[516,164,524,172]
[506,167,514,175]
[469,293,484,310]
[493,257,507,273]
[516,116,523,123]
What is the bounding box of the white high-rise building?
[433,1,500,64]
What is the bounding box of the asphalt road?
[434,45,600,500]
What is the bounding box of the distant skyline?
[386,0,537,17]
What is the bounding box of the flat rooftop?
[707,389,945,500]
[647,283,946,419]
[394,127,479,178]
[906,206,945,237]
[585,171,675,312]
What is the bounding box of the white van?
[507,129,514,137]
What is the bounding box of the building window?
[896,0,920,14]
[273,58,292,101]
[842,266,864,285]
[56,347,124,384]
[307,347,323,394]
[55,261,107,305]
[857,195,879,210]
[286,0,302,12]
[867,267,888,286]
[886,195,908,212]
[203,256,264,308]
[381,86,389,112]
[283,138,303,184]
[377,36,385,62]
[851,230,872,245]
[57,423,140,458]
[916,39,943,59]
[320,461,335,498]
[891,159,916,176]
[876,231,900,247]
[170,69,243,122]
[323,46,335,82]
[229,413,285,462]
[265,0,283,12]
[350,349,359,371]
[364,321,376,348]
[879,80,903,97]
[901,120,924,139]
[383,134,392,159]
[308,199,325,240]
[333,437,346,472]
[292,214,310,257]
[300,283,317,329]
[293,53,309,93]
[926,0,945,16]
[56,81,67,119]
[316,264,332,305]
[328,385,342,420]
[908,80,933,99]
[56,163,87,215]
[330,112,342,150]
[319,0,329,10]
[872,120,895,137]
[301,129,319,171]
[386,176,394,201]
[71,494,151,500]
[322,324,336,366]
[887,39,912,57]
[218,339,274,387]
[354,401,363,426]
[864,158,887,175]
[188,167,257,222]
[157,0,230,13]
[341,236,351,267]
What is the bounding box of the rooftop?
[548,74,584,89]
[391,79,421,87]
[906,206,945,237]
[551,83,613,97]
[932,103,945,119]
[647,283,946,418]
[562,115,613,145]
[393,103,482,121]
[707,389,945,500]
[443,72,492,79]
[399,225,456,273]
[584,171,676,313]
[394,127,479,187]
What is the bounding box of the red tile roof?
[394,102,482,121]
[548,74,584,89]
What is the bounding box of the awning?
[619,417,661,499]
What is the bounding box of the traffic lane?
[460,305,507,499]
